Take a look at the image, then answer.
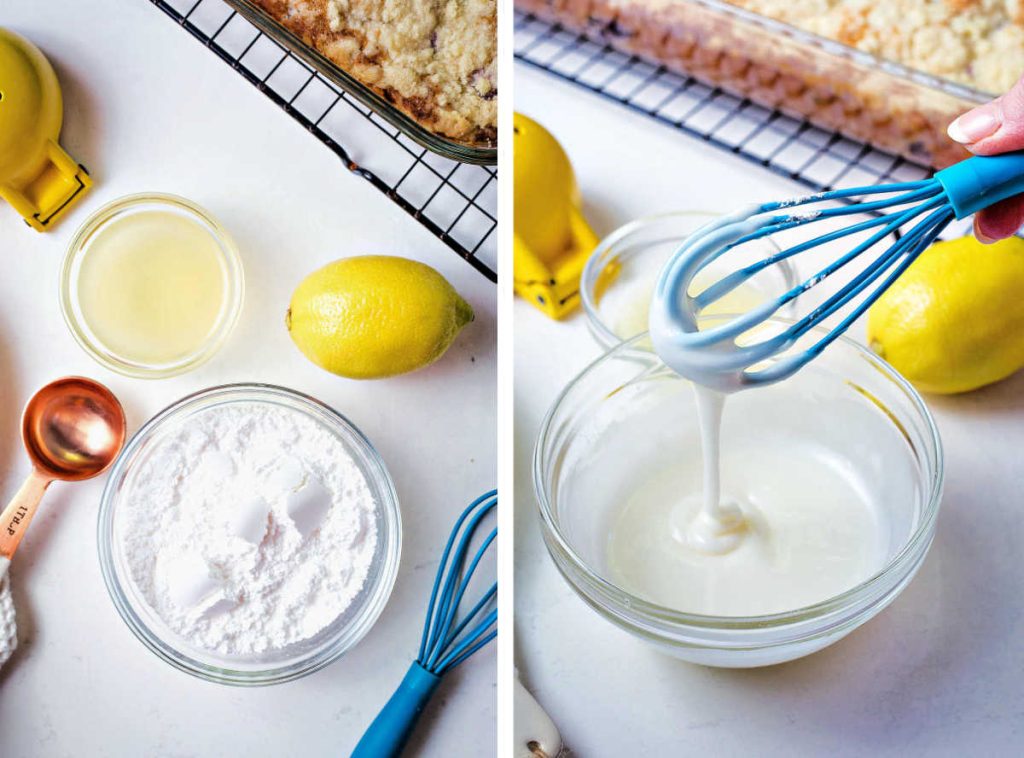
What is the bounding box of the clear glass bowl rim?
[97,383,402,686]
[533,323,944,634]
[580,211,796,350]
[59,192,245,379]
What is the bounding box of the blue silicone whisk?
[352,489,497,758]
[650,152,1024,392]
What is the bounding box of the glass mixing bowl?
[534,321,943,667]
[97,384,401,685]
[580,212,797,350]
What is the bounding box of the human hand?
[948,74,1024,243]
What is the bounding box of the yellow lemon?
[867,235,1024,394]
[286,255,473,379]
[513,112,579,261]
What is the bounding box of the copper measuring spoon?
[0,378,126,561]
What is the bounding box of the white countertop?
[0,2,495,755]
[514,64,1024,756]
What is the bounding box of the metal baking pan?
[519,0,989,168]
[226,0,496,165]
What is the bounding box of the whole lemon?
[867,235,1024,394]
[286,255,473,379]
[513,112,579,261]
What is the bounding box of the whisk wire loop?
[417,489,495,662]
[760,179,939,212]
[648,150,1024,390]
[419,490,497,675]
[424,524,498,671]
[781,197,952,337]
[751,206,955,385]
[696,188,943,311]
[761,181,942,219]
[695,190,948,324]
[353,490,497,758]
[435,577,497,657]
[430,540,497,651]
[435,609,498,671]
[736,184,944,264]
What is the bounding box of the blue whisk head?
[650,176,957,391]
[351,491,497,758]
[417,489,497,676]
[655,151,1024,390]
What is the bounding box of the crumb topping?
[254,0,496,145]
[606,0,1024,93]
[726,0,1024,94]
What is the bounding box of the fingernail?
[948,108,1001,144]
[974,217,996,244]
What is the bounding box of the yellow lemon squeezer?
[0,28,91,231]
[513,113,613,319]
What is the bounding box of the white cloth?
[0,557,16,669]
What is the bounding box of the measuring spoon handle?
[0,470,52,560]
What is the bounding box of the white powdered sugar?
[117,401,377,656]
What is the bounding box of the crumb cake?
[516,0,1014,166]
[252,0,497,146]
[731,0,1024,95]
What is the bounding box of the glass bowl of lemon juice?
[581,212,797,350]
[60,193,244,378]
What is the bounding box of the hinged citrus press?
[0,28,92,231]
[513,113,613,319]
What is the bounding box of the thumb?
[948,74,1024,155]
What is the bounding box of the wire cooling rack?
[151,0,498,282]
[514,11,934,197]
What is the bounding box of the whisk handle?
[937,151,1024,219]
[351,662,441,758]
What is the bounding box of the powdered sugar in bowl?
[98,384,401,685]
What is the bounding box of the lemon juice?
[76,209,230,367]
[615,267,767,338]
